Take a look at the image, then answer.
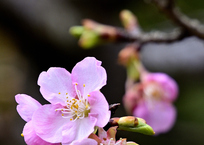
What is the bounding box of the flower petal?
[38,67,75,105]
[98,127,107,141]
[71,57,107,97]
[133,101,176,135]
[62,115,97,144]
[32,104,68,143]
[68,138,97,145]
[15,94,41,122]
[142,73,178,102]
[106,126,117,140]
[88,91,110,127]
[23,121,60,145]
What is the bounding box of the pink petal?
[98,127,107,140]
[133,101,176,135]
[62,115,97,144]
[123,84,143,115]
[23,121,60,145]
[142,73,178,102]
[32,104,68,143]
[88,91,110,127]
[68,138,97,145]
[38,67,75,105]
[71,57,107,97]
[106,126,117,140]
[15,94,41,122]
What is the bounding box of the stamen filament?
[55,83,90,122]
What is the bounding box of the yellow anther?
[83,84,85,87]
[75,83,78,85]
[66,93,68,95]
[70,118,73,121]
[86,105,88,109]
[72,104,78,109]
[62,114,64,116]
[58,92,61,94]
[61,109,64,111]
[77,116,79,119]
[66,96,68,99]
[21,133,24,137]
[79,100,82,102]
[88,94,90,97]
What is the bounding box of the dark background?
[0,0,204,144]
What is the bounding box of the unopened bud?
[118,116,138,127]
[79,30,100,49]
[114,116,155,135]
[69,26,85,38]
[118,44,139,66]
[120,10,140,35]
[83,19,120,42]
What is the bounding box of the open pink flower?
[123,72,178,134]
[32,57,110,144]
[66,138,98,145]
[15,94,60,145]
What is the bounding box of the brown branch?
[81,10,192,46]
[151,0,204,39]
[112,27,189,44]
[131,28,189,44]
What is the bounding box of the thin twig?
[114,27,189,44]
[151,0,204,39]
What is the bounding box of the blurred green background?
[0,0,204,144]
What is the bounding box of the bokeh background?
[0,0,204,144]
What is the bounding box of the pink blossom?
[123,72,178,134]
[15,94,60,145]
[32,57,110,144]
[66,138,98,145]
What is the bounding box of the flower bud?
[78,30,101,49]
[118,116,138,127]
[69,26,85,38]
[120,9,141,35]
[112,116,155,135]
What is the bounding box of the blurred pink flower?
[123,72,178,134]
[32,57,110,144]
[15,94,60,145]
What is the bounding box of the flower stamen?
[55,83,90,121]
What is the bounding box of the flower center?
[55,83,90,121]
[144,82,163,100]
